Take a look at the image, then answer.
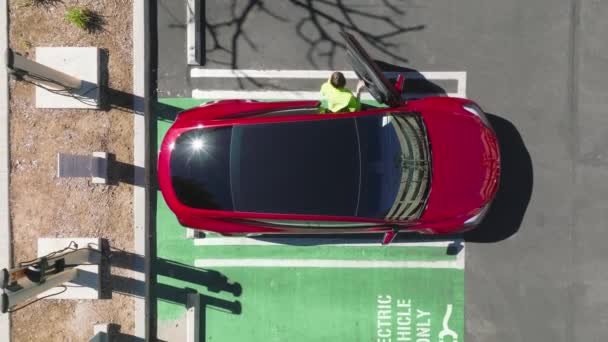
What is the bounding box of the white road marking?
[193,237,457,248]
[190,68,463,81]
[192,90,460,100]
[194,252,464,269]
[190,69,467,98]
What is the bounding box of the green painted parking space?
[156,98,464,341]
[195,267,461,342]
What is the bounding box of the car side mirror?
[394,73,405,93]
[381,230,398,245]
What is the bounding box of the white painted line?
[190,69,467,98]
[193,237,456,247]
[186,228,196,239]
[461,241,466,269]
[193,90,325,100]
[192,90,460,100]
[190,68,464,81]
[456,72,467,100]
[132,0,146,339]
[195,254,464,269]
[186,228,205,239]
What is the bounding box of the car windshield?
[170,113,431,220]
[359,114,432,220]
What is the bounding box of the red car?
[158,32,500,244]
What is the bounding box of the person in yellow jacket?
[320,72,365,113]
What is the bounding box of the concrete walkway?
[0,1,11,341]
[0,1,147,340]
[133,0,146,339]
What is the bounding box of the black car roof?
[170,112,430,220]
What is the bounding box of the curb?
[133,0,148,339]
[0,0,11,341]
[142,0,159,340]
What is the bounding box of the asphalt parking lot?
[154,1,608,341]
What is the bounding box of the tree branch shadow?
[204,0,425,88]
[292,0,424,69]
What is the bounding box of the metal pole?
[6,48,82,90]
[186,292,201,342]
[186,0,204,65]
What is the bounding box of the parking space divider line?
[193,237,458,248]
[194,255,464,269]
[190,69,467,98]
[190,68,465,81]
[191,90,461,100]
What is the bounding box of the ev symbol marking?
[438,304,459,342]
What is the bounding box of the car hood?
[409,98,500,221]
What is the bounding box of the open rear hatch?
[340,31,402,108]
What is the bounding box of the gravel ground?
[8,0,136,340]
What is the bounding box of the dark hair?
[330,72,346,88]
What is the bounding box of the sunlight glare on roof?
[191,139,204,151]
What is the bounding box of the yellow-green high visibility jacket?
[320,81,361,113]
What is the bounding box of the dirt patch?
[8,0,136,340]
